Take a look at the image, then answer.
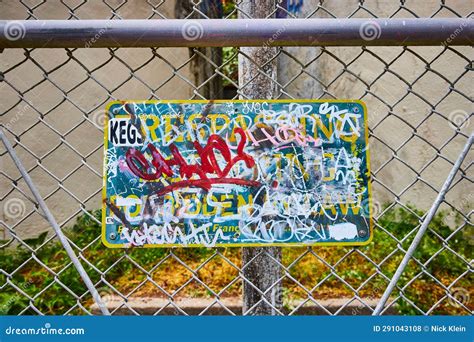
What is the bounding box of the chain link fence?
[0,0,472,316]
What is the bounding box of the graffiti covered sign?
[102,100,373,247]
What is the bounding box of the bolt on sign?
[102,100,373,247]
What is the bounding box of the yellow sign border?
[101,99,374,248]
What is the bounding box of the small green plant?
[375,205,472,315]
[222,47,239,87]
[0,205,471,315]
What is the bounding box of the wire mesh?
[0,0,472,316]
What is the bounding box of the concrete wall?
[278,0,472,215]
[1,0,472,240]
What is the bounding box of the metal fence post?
[0,129,110,316]
[372,133,473,315]
[1,1,472,317]
[238,0,283,316]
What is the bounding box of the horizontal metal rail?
[0,18,472,48]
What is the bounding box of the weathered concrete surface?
[90,296,398,315]
[238,0,282,316]
[1,0,472,239]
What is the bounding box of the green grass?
[0,205,471,315]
